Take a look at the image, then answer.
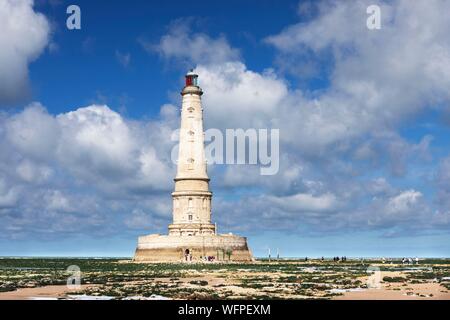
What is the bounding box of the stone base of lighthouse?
[133,233,253,263]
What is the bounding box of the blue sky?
[31,0,303,118]
[1,0,450,258]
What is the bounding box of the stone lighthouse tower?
[133,70,253,262]
[169,71,215,236]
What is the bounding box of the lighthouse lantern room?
[185,69,198,87]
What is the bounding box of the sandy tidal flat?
[1,258,449,300]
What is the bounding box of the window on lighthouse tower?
[188,130,195,141]
[187,158,194,170]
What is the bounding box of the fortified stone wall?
[137,234,249,249]
[133,234,253,262]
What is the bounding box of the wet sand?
[1,269,449,300]
[0,285,93,300]
[334,282,450,300]
[3,282,448,300]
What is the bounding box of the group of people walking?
[402,257,419,264]
[332,256,347,262]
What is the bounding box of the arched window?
[188,198,193,208]
[188,130,195,142]
[187,158,194,170]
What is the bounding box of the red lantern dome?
[185,69,198,87]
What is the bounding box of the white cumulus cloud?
[0,0,50,105]
[143,18,240,66]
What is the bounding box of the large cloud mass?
[0,0,50,105]
[149,0,450,237]
[1,0,450,243]
[0,104,176,238]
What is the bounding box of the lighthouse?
[133,71,253,262]
[168,71,215,236]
